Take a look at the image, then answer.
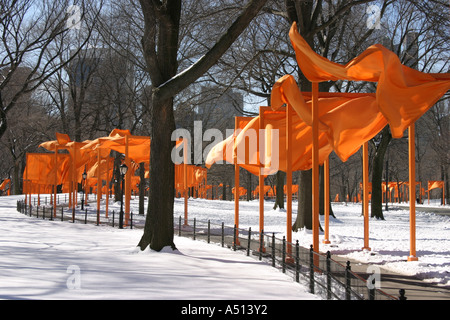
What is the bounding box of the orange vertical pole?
[362,142,371,251]
[234,117,240,245]
[408,124,418,261]
[54,147,58,217]
[323,157,331,244]
[312,82,320,261]
[25,153,29,206]
[183,138,188,225]
[105,157,109,218]
[125,135,131,225]
[259,107,265,251]
[97,148,101,224]
[85,162,89,204]
[286,104,293,259]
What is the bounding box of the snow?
[1,193,449,301]
[319,203,450,287]
[0,195,317,300]
[169,197,450,287]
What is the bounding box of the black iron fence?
[16,198,406,301]
[173,216,402,301]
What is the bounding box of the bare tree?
[136,0,268,251]
[0,0,102,139]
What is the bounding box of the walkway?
[332,255,450,300]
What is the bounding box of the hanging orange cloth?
[205,107,333,175]
[271,74,387,162]
[0,178,10,191]
[23,153,70,186]
[288,22,450,138]
[428,181,444,191]
[82,129,151,164]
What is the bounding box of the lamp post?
[81,170,87,210]
[119,163,128,229]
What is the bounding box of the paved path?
[390,204,450,216]
[332,255,450,300]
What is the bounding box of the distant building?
[404,32,419,69]
[195,87,244,131]
[68,47,135,132]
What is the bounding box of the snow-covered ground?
[1,193,449,301]
[169,196,449,287]
[0,195,318,300]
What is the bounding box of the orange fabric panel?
[428,181,444,191]
[0,179,11,190]
[271,74,387,162]
[253,185,271,195]
[56,132,71,145]
[206,108,333,175]
[23,153,70,186]
[174,164,207,189]
[82,130,151,164]
[288,22,450,138]
[232,186,247,196]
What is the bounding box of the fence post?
[272,233,276,267]
[193,218,196,240]
[61,206,64,221]
[309,245,315,294]
[130,211,133,229]
[369,277,375,300]
[36,206,39,219]
[85,209,88,224]
[207,220,210,243]
[179,216,181,236]
[247,227,251,256]
[42,206,45,220]
[295,240,300,283]
[221,222,224,247]
[345,261,352,300]
[50,207,53,221]
[112,210,115,227]
[326,251,331,300]
[259,230,264,261]
[399,289,407,300]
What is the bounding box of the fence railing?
[173,215,401,301]
[16,198,405,301]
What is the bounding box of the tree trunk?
[138,97,176,251]
[293,170,312,231]
[246,170,253,201]
[273,170,285,210]
[137,0,268,251]
[371,126,392,219]
[113,151,122,202]
[139,162,145,215]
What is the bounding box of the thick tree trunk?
[139,162,145,215]
[293,169,312,230]
[138,97,176,251]
[371,126,392,219]
[273,170,285,210]
[137,0,268,251]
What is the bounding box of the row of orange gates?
[7,22,450,262]
[19,129,207,227]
